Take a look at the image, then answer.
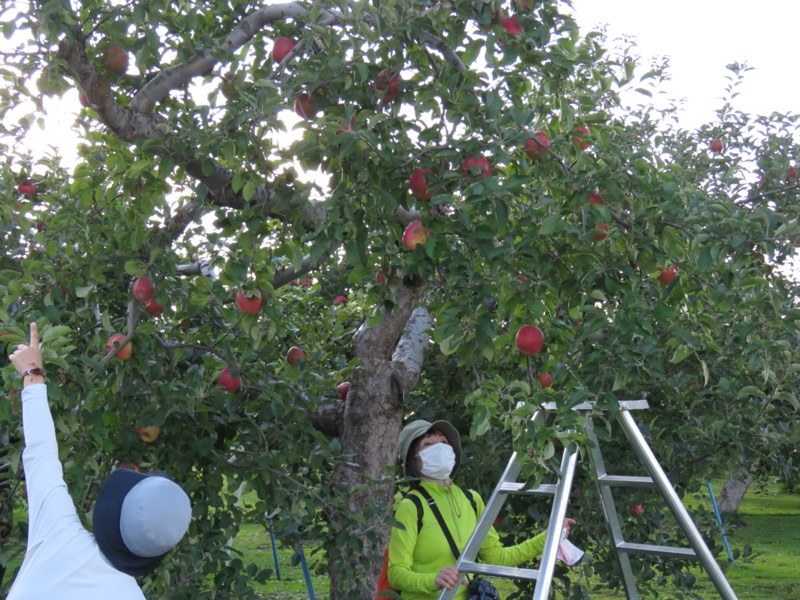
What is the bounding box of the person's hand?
[9,323,43,380]
[562,517,577,538]
[435,565,464,590]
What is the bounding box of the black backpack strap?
[403,490,425,533]
[465,489,479,517]
[414,485,462,561]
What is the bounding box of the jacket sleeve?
[386,496,439,594]
[21,384,83,547]
[473,492,548,566]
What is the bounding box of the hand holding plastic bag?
[557,527,585,566]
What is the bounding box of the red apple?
[218,367,241,391]
[117,462,141,472]
[572,126,590,150]
[272,36,295,63]
[335,117,356,135]
[236,289,263,314]
[629,504,645,517]
[17,183,36,196]
[135,425,160,444]
[409,168,435,201]
[709,138,723,154]
[463,155,491,178]
[536,373,553,388]
[376,70,402,103]
[143,298,166,316]
[336,381,351,400]
[333,295,348,305]
[402,219,429,250]
[588,192,604,206]
[515,325,544,356]
[594,222,609,241]
[375,272,386,285]
[657,265,677,285]
[106,333,132,360]
[524,132,550,161]
[103,45,129,73]
[132,277,155,302]
[500,16,524,36]
[220,72,237,99]
[146,360,166,378]
[294,93,318,119]
[287,346,306,366]
[787,166,798,181]
[79,92,90,108]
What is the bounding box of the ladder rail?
[432,402,738,600]
[532,444,579,600]
[617,410,738,600]
[584,416,640,599]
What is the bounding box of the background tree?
[1,0,798,598]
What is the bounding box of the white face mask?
[418,442,456,480]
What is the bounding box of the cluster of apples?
[105,277,166,362]
[401,126,591,251]
[133,276,166,316]
[515,325,552,388]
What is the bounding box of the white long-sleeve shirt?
[7,384,145,600]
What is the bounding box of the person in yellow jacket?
[386,419,574,599]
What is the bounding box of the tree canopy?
[1,0,799,598]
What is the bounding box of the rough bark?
[327,278,430,599]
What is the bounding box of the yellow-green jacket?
[387,481,547,600]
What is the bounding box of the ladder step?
[498,482,558,495]
[597,474,655,488]
[457,561,540,582]
[617,542,697,559]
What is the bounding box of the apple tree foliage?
[1,0,800,597]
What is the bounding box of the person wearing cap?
[6,322,192,599]
[386,419,575,599]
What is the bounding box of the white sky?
[19,1,800,165]
[568,0,799,130]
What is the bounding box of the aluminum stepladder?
[437,400,738,600]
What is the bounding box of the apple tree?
[1,0,799,598]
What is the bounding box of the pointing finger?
[29,322,39,347]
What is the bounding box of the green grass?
[233,480,800,599]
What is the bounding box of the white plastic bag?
[557,527,585,566]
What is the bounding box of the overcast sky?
[568,0,799,130]
[19,1,800,163]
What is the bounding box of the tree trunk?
[327,280,429,599]
[717,468,754,514]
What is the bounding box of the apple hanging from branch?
[236,289,263,314]
[135,425,160,444]
[402,220,429,250]
[132,277,155,302]
[218,367,241,391]
[524,132,550,161]
[272,36,295,62]
[515,325,544,356]
[287,346,306,366]
[336,381,351,401]
[463,154,492,178]
[106,333,132,360]
[103,45,129,73]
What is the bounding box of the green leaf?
[669,346,693,364]
[42,325,72,342]
[539,214,564,235]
